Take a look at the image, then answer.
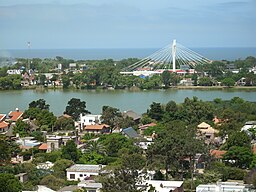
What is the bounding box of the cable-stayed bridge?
[121,40,212,76]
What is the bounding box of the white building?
[66,164,105,181]
[78,180,102,192]
[7,69,21,75]
[80,114,102,127]
[139,180,184,192]
[196,182,251,192]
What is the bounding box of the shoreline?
[1,85,256,92]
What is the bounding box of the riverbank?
[174,86,256,91]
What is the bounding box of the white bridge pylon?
[121,40,211,74]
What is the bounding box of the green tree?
[13,119,31,137]
[61,140,80,162]
[224,131,251,150]
[198,77,212,86]
[100,153,146,192]
[98,134,134,157]
[147,102,164,121]
[161,70,171,87]
[29,99,49,110]
[0,137,20,164]
[54,116,75,131]
[221,77,235,87]
[223,146,253,168]
[64,98,90,121]
[36,110,56,129]
[79,152,105,165]
[40,175,65,191]
[62,75,70,89]
[101,106,122,131]
[52,159,74,178]
[0,173,22,192]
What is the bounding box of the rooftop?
[84,124,109,130]
[66,164,105,173]
[121,127,140,138]
[8,109,23,121]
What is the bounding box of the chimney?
[16,108,19,112]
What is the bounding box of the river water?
[0,89,255,115]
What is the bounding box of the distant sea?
[1,47,256,61]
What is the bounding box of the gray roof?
[121,127,140,138]
[57,185,79,192]
[66,164,105,172]
[123,110,141,121]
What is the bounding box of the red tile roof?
[39,143,48,150]
[9,110,23,121]
[0,114,6,121]
[139,122,157,130]
[210,149,227,159]
[0,121,9,129]
[84,124,110,130]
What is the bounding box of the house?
[16,137,41,150]
[46,135,77,153]
[241,121,256,132]
[122,110,141,123]
[210,149,227,160]
[140,180,184,192]
[15,173,28,183]
[197,122,219,144]
[83,124,110,134]
[0,114,9,133]
[8,108,23,122]
[78,180,102,192]
[121,127,140,139]
[80,114,102,127]
[179,78,194,86]
[7,69,22,75]
[66,164,105,181]
[38,143,48,151]
[196,181,251,192]
[139,122,157,135]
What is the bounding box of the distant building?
[8,108,23,122]
[121,127,140,139]
[80,114,102,127]
[66,164,105,181]
[46,135,76,153]
[15,173,28,183]
[139,180,184,192]
[78,180,102,192]
[139,122,157,135]
[122,110,141,123]
[0,114,9,133]
[196,181,251,192]
[83,124,110,134]
[7,69,21,75]
[197,122,219,144]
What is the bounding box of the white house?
[139,180,184,192]
[80,114,102,128]
[196,182,251,192]
[66,164,105,181]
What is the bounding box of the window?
[80,174,83,177]
[89,119,93,122]
[70,174,75,179]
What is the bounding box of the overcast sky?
[0,0,255,49]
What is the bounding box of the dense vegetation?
[0,56,255,90]
[1,96,256,191]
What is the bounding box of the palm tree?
[85,141,106,155]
